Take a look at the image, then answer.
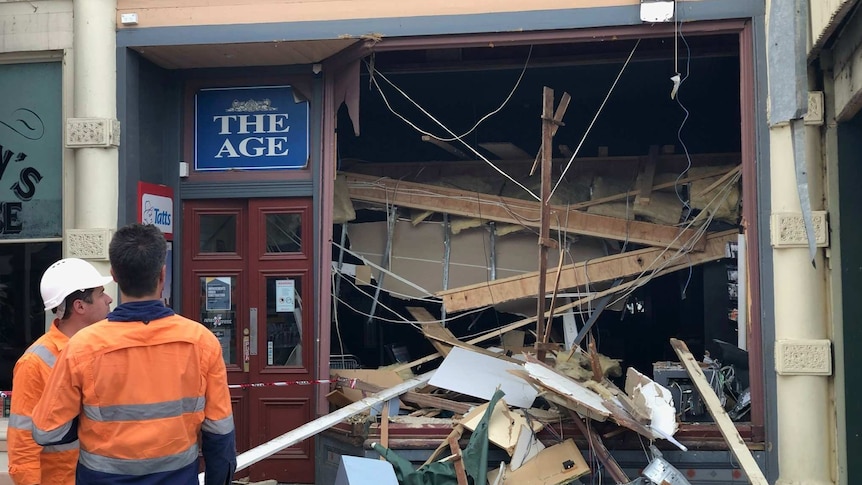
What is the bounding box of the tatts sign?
[138,182,174,240]
[195,86,309,171]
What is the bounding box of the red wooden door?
[183,198,315,483]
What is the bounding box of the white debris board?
[429,346,538,408]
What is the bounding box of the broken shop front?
[0,60,64,399]
[115,4,770,483]
[322,19,768,483]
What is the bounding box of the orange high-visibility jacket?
[8,321,78,485]
[31,306,235,485]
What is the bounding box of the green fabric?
[373,389,504,485]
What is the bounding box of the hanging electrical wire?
[549,39,641,201]
[367,61,541,201]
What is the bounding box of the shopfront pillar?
[64,0,119,294]
[770,121,834,484]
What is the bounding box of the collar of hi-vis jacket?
[107,300,175,324]
[47,318,70,353]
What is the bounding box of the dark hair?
[58,288,95,320]
[109,223,167,297]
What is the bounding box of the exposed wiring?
[416,167,739,350]
[603,170,741,310]
[673,18,694,217]
[338,271,492,327]
[550,39,641,200]
[368,62,541,201]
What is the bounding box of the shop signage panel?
[195,86,309,171]
[206,277,232,311]
[275,279,295,312]
[0,62,62,239]
[137,181,174,239]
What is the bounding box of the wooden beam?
[696,164,742,197]
[669,338,769,485]
[531,91,571,176]
[569,410,630,484]
[635,145,659,206]
[448,436,469,485]
[479,142,532,160]
[408,307,522,364]
[569,165,736,211]
[395,258,715,372]
[535,87,555,361]
[344,172,706,250]
[439,230,736,313]
[422,135,468,159]
[345,378,475,416]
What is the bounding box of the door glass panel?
[264,213,302,253]
[200,214,237,253]
[200,276,237,365]
[264,276,302,367]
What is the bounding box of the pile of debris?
[326,321,765,485]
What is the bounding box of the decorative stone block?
[775,339,832,376]
[770,211,829,248]
[66,229,113,260]
[65,118,120,148]
[804,91,824,126]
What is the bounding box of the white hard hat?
[40,258,113,311]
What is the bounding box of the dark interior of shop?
[0,242,61,391]
[330,33,747,420]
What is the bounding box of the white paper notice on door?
[276,279,295,312]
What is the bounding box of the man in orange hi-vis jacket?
[32,223,237,485]
[8,258,114,485]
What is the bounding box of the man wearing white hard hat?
[7,258,113,485]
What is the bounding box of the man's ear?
[73,298,87,315]
[111,267,118,282]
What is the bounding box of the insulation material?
[498,172,592,207]
[333,175,357,223]
[347,221,605,300]
[689,165,741,223]
[587,175,683,225]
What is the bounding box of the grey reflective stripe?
[202,415,235,435]
[8,413,33,430]
[33,419,74,444]
[26,344,56,368]
[43,440,79,453]
[79,444,199,476]
[83,396,205,422]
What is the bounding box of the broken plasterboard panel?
[335,455,399,485]
[625,367,678,438]
[510,424,545,471]
[521,361,611,419]
[487,438,590,484]
[428,346,539,408]
[459,398,544,456]
[348,220,605,299]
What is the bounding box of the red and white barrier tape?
[227,377,356,390]
[0,378,355,397]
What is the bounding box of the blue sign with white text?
[195,86,309,171]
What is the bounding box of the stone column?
[64,0,118,296]
[770,115,834,483]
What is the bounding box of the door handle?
[249,307,258,356]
